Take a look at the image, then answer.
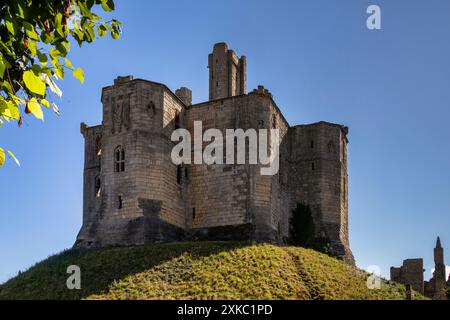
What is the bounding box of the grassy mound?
[0,242,422,300]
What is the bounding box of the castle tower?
[208,43,247,100]
[433,236,446,299]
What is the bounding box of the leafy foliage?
[446,286,450,300]
[289,203,316,247]
[0,242,425,300]
[0,0,121,167]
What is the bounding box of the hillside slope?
[0,242,421,300]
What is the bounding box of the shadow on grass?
[0,241,248,300]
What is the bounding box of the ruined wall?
[77,124,102,242]
[288,122,353,263]
[390,259,424,294]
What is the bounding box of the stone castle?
[391,237,449,299]
[76,43,354,264]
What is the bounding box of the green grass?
[0,242,424,300]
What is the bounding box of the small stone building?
[75,43,354,264]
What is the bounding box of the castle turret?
[432,236,446,299]
[175,87,192,106]
[208,43,247,100]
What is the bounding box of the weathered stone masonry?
[76,43,354,264]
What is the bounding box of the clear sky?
[1,0,450,284]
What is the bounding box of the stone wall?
[76,78,187,247]
[288,122,353,263]
[390,259,424,294]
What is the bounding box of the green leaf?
[1,80,14,96]
[84,25,95,42]
[0,59,6,79]
[15,0,25,18]
[101,0,115,12]
[55,13,64,37]
[56,42,68,57]
[28,39,37,56]
[27,98,44,121]
[41,99,50,108]
[23,22,39,40]
[7,151,20,166]
[50,48,60,60]
[37,51,48,66]
[5,18,16,36]
[0,100,20,120]
[73,68,85,84]
[55,63,64,79]
[23,70,46,95]
[97,25,107,37]
[111,30,120,39]
[0,148,5,167]
[65,58,74,70]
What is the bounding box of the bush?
[446,287,450,300]
[289,204,334,257]
[310,242,333,256]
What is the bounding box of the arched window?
[115,146,125,172]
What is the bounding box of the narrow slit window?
[177,165,182,184]
[192,208,196,220]
[175,113,181,130]
[311,140,314,149]
[312,162,315,171]
[95,176,101,198]
[118,195,123,210]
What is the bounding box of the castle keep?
[76,43,354,264]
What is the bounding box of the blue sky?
[1,0,450,283]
